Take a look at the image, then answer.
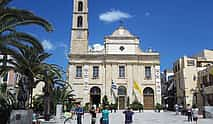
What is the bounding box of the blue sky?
[10,0,213,71]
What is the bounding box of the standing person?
[123,108,134,124]
[90,106,96,124]
[192,107,198,124]
[175,104,179,115]
[102,106,109,124]
[75,104,84,124]
[186,104,192,122]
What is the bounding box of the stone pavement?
[67,110,213,124]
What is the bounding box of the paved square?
[70,111,213,124]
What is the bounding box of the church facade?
[68,0,161,110]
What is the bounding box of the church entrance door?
[90,87,101,107]
[143,87,154,110]
[118,86,127,109]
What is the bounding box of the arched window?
[77,16,83,27]
[90,87,101,95]
[143,87,154,95]
[118,86,127,96]
[78,1,83,11]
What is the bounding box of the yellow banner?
[210,68,213,75]
[133,81,142,94]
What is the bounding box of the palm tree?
[0,0,53,51]
[0,83,17,124]
[35,64,66,120]
[0,0,54,109]
[53,83,75,112]
[33,81,75,117]
[0,45,51,108]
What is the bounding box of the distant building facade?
[173,49,213,108]
[161,70,176,110]
[197,66,213,118]
[0,54,17,94]
[68,0,161,109]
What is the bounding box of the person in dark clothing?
[90,107,96,124]
[186,104,192,122]
[123,108,134,124]
[75,104,84,124]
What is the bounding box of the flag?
[133,81,142,94]
[210,68,213,75]
[111,80,117,90]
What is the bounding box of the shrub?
[130,101,143,110]
[155,103,163,112]
[102,95,109,107]
[83,102,90,112]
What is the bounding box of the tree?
[102,95,109,107]
[0,0,53,109]
[33,83,75,115]
[0,46,51,109]
[35,64,67,121]
[0,83,17,124]
[53,84,75,112]
[0,0,53,52]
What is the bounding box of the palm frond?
[0,0,11,7]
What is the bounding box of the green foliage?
[32,95,44,113]
[127,96,130,107]
[0,0,53,110]
[83,103,90,112]
[33,83,75,115]
[155,103,163,111]
[192,104,197,108]
[109,103,117,110]
[130,100,143,110]
[102,95,109,107]
[0,83,17,124]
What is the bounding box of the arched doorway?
[143,87,154,110]
[90,87,101,107]
[118,86,127,109]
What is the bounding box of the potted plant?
[155,103,162,112]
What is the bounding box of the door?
[119,96,125,109]
[144,95,154,110]
[143,87,154,110]
[118,86,127,109]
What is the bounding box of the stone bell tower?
[70,0,88,54]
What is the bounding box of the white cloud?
[99,10,132,23]
[42,40,54,51]
[145,11,151,16]
[89,44,104,52]
[59,43,69,60]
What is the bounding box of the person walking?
[186,104,193,122]
[75,104,84,124]
[101,106,109,124]
[123,108,134,124]
[175,104,179,115]
[90,106,96,124]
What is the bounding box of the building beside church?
[0,54,17,94]
[173,49,213,108]
[68,0,161,109]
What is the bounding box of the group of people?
[74,104,134,124]
[174,104,198,123]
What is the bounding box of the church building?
[68,0,161,110]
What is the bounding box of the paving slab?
[65,111,213,124]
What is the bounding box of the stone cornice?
[68,54,160,65]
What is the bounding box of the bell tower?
[70,0,88,54]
